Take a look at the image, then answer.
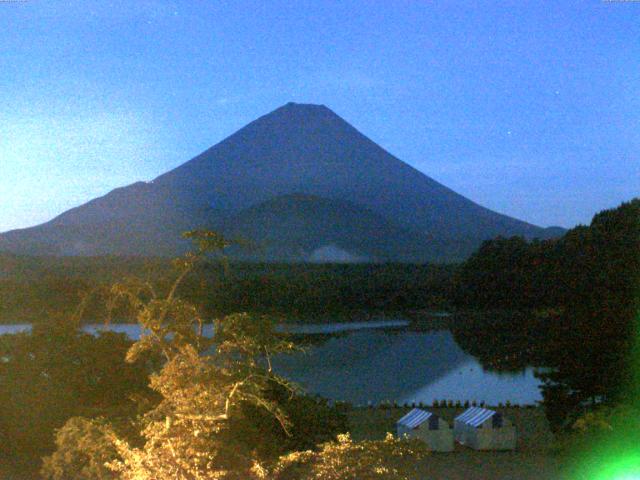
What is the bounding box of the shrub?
[41,417,119,480]
[271,433,430,480]
[0,322,152,460]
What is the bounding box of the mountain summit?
[0,103,561,261]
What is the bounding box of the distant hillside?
[0,102,563,261]
[217,193,472,263]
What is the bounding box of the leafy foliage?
[455,198,640,430]
[454,236,563,310]
[553,403,640,474]
[271,433,429,480]
[0,321,151,459]
[230,385,349,461]
[103,232,303,479]
[38,231,354,479]
[41,417,119,480]
[537,199,640,429]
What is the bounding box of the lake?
[0,320,543,405]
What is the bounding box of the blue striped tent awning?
[455,407,496,428]
[397,408,433,429]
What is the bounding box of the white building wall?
[454,418,517,450]
[398,418,454,452]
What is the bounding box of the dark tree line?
[0,262,455,324]
[454,199,640,429]
[201,263,453,317]
[453,236,566,310]
[0,321,153,461]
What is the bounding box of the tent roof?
[455,407,497,427]
[397,408,434,429]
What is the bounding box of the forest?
[454,199,640,433]
[0,232,432,479]
[0,258,454,324]
[0,199,638,479]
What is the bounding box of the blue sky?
[1,0,638,232]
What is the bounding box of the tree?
[451,198,640,431]
[271,433,429,480]
[453,235,559,309]
[0,320,150,460]
[230,385,349,461]
[42,231,353,479]
[104,231,301,479]
[539,199,640,429]
[41,417,119,480]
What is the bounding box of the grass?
[347,406,564,480]
[2,407,563,479]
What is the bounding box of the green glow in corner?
[566,421,640,479]
[597,456,640,480]
[567,305,640,480]
[594,457,640,480]
[569,448,640,480]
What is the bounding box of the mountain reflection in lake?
[0,322,542,405]
[271,329,542,406]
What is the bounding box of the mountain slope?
[0,102,562,261]
[216,193,467,263]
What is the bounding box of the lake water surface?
[0,321,542,405]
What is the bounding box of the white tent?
[396,408,454,452]
[454,407,516,450]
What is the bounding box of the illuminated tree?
[271,433,429,480]
[105,231,299,479]
[41,417,118,480]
